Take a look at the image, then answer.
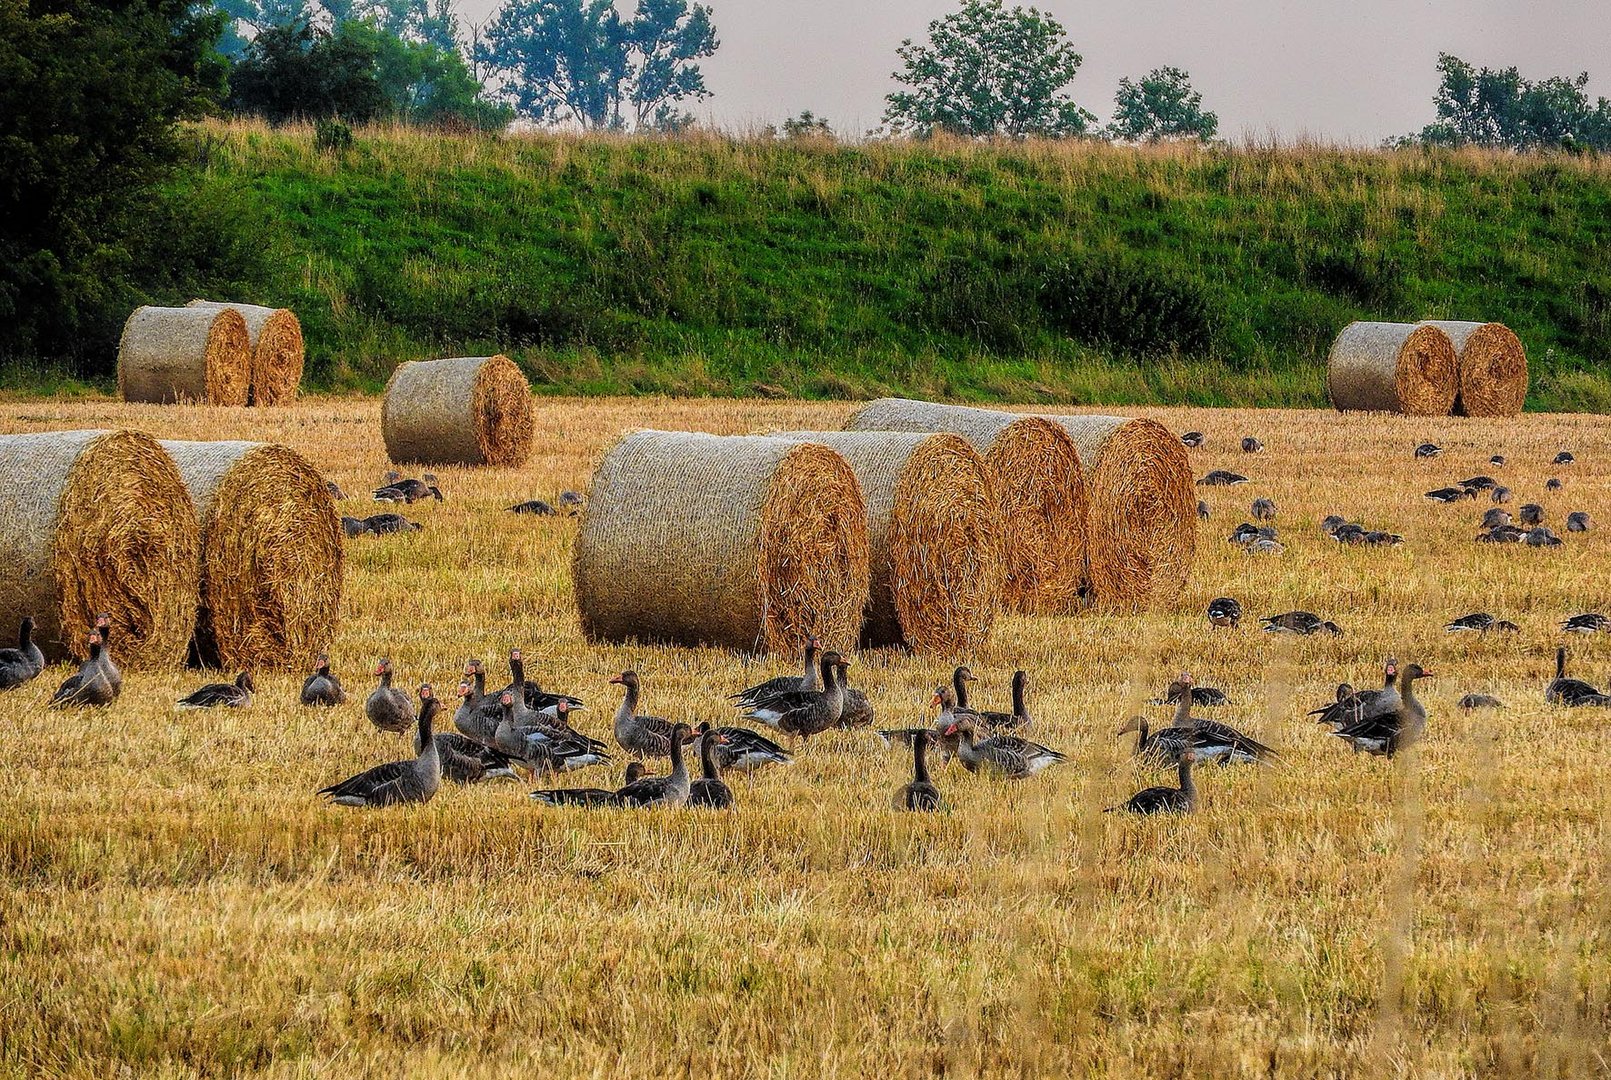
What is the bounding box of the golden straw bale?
[185,300,304,406]
[117,305,250,406]
[1418,320,1528,418]
[1327,321,1458,415]
[381,355,534,467]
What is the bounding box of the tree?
[227,18,389,122]
[780,110,832,139]
[883,0,1094,139]
[477,0,718,130]
[214,0,458,56]
[1406,53,1611,151]
[0,0,227,362]
[1108,66,1217,143]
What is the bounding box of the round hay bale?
[117,305,250,406]
[185,300,304,406]
[159,440,343,672]
[844,398,1087,613]
[1418,320,1528,418]
[1035,415,1197,612]
[0,430,199,667]
[381,355,534,467]
[772,430,1002,654]
[1326,322,1458,415]
[572,432,869,653]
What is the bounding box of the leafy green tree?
[476,0,717,129]
[0,0,227,362]
[780,110,832,139]
[215,0,457,55]
[1408,53,1611,151]
[348,21,513,127]
[1108,66,1217,142]
[883,0,1094,138]
[227,18,389,122]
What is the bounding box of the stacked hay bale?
[1418,320,1528,417]
[572,431,869,653]
[382,355,534,467]
[772,430,1001,654]
[118,306,251,406]
[845,399,1087,613]
[159,441,343,672]
[1033,414,1197,612]
[1327,322,1459,415]
[185,300,304,405]
[0,430,200,666]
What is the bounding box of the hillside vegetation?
[65,123,1611,407]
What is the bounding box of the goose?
[1251,498,1276,521]
[1545,646,1602,706]
[1309,659,1398,727]
[1426,487,1474,503]
[1553,451,1575,465]
[1458,475,1497,492]
[453,663,491,743]
[611,670,694,757]
[1241,436,1264,454]
[1489,455,1505,466]
[90,615,122,696]
[704,725,792,772]
[365,658,416,735]
[1154,678,1229,707]
[1491,486,1512,504]
[1107,750,1198,815]
[1197,470,1248,487]
[1306,683,1356,728]
[530,763,650,807]
[688,724,734,808]
[434,730,520,784]
[492,692,610,776]
[1562,613,1610,634]
[318,684,442,806]
[1228,522,1262,545]
[1518,504,1544,526]
[1445,612,1496,633]
[1567,512,1592,532]
[1180,431,1205,448]
[1546,478,1563,492]
[559,491,586,512]
[500,647,585,717]
[361,513,421,534]
[1261,611,1339,636]
[373,474,442,503]
[615,723,694,807]
[1362,531,1404,547]
[341,516,369,537]
[1458,693,1504,711]
[952,667,1030,730]
[1331,523,1367,545]
[1413,443,1443,459]
[942,711,1066,779]
[744,652,848,738]
[177,671,254,708]
[731,637,822,709]
[1525,527,1563,547]
[1481,508,1512,530]
[1162,674,1277,764]
[1320,515,1348,536]
[1207,597,1242,629]
[301,653,345,706]
[895,729,942,812]
[1245,538,1284,556]
[0,616,45,690]
[836,665,876,729]
[1333,664,1433,758]
[1197,500,1210,521]
[47,633,117,708]
[1116,714,1195,766]
[1478,525,1526,544]
[507,500,557,515]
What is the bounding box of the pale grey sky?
[459,0,1611,142]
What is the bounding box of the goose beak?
[609,675,624,685]
[943,724,958,737]
[928,693,942,708]
[1419,669,1436,678]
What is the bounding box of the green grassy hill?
[115,124,1611,407]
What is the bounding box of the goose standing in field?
[952,667,1030,730]
[1334,664,1433,758]
[1519,504,1545,526]
[1241,436,1264,454]
[1481,508,1512,530]
[1562,613,1610,634]
[1309,659,1399,728]
[942,709,1066,779]
[1116,714,1194,766]
[744,652,849,739]
[1566,512,1592,532]
[1458,693,1504,711]
[1261,611,1341,636]
[47,633,117,708]
[731,637,822,709]
[1180,431,1205,448]
[1162,674,1277,764]
[1108,750,1198,815]
[896,729,942,812]
[1207,597,1242,629]
[365,658,416,736]
[610,670,694,758]
[498,647,585,717]
[507,499,558,515]
[0,616,45,690]
[1414,443,1443,460]
[318,684,442,807]
[361,513,422,534]
[90,615,122,696]
[1307,683,1357,729]
[1426,486,1475,504]
[1197,470,1249,487]
[1553,451,1575,466]
[177,671,254,709]
[301,653,345,706]
[615,723,694,807]
[1491,486,1512,504]
[688,724,735,808]
[1458,475,1497,493]
[373,473,442,503]
[836,665,876,729]
[704,724,792,772]
[1546,646,1608,706]
[1197,500,1210,521]
[1251,498,1276,521]
[454,661,491,742]
[493,694,610,775]
[531,762,650,807]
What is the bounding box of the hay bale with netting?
[1327,322,1458,415]
[1418,320,1528,418]
[573,432,869,653]
[845,398,1086,613]
[381,355,534,467]
[1036,414,1197,612]
[159,440,343,672]
[0,430,199,667]
[772,430,1001,654]
[117,305,250,406]
[185,300,304,406]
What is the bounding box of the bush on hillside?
[1037,253,1218,357]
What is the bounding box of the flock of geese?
[334,471,587,536]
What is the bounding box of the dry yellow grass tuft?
[1,396,1609,1077]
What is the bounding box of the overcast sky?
[456,0,1611,143]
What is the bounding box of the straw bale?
[1327,321,1458,415]
[1418,320,1527,418]
[382,355,534,467]
[117,305,250,406]
[186,300,304,405]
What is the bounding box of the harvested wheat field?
[1,396,1609,1078]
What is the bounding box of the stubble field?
[2,396,1608,1078]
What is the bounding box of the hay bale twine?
[1327,321,1458,415]
[772,430,1001,654]
[1035,415,1197,612]
[572,432,869,653]
[1418,320,1528,418]
[185,300,304,406]
[381,355,534,467]
[845,398,1086,613]
[117,305,250,406]
[0,430,199,666]
[159,440,343,672]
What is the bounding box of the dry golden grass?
[2,396,1609,1078]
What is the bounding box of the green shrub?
[1037,252,1218,357]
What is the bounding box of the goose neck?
[912,733,930,784]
